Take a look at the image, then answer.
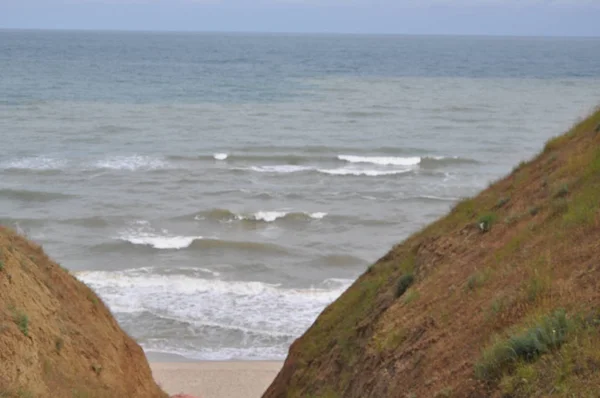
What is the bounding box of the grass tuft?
[55,337,64,353]
[402,289,420,305]
[478,213,497,232]
[395,274,415,298]
[553,184,569,199]
[10,306,29,337]
[495,197,510,209]
[475,309,569,382]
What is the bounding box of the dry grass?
[265,107,600,398]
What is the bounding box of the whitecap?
[317,168,411,176]
[248,211,289,222]
[94,155,168,171]
[2,156,67,171]
[213,153,228,160]
[119,233,202,249]
[117,221,201,249]
[338,155,421,166]
[77,269,352,338]
[248,165,312,173]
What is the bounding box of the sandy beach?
[151,361,282,398]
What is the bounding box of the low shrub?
[478,213,497,232]
[395,274,415,298]
[475,309,569,382]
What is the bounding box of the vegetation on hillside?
[265,107,600,398]
[0,229,168,398]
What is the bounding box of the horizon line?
[1,27,599,39]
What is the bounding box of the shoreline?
[150,360,282,398]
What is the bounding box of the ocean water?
[1,31,599,360]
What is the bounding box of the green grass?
[487,296,507,320]
[465,269,490,292]
[475,309,570,382]
[478,213,497,232]
[87,291,99,306]
[495,197,510,209]
[395,274,415,298]
[553,184,569,199]
[9,306,29,337]
[562,182,600,227]
[498,312,600,397]
[402,289,420,305]
[524,272,549,303]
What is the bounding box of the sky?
[1,0,599,36]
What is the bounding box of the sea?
[1,30,599,360]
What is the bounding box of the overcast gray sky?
[1,0,599,36]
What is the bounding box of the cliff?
[264,108,600,397]
[0,227,168,398]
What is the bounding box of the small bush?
[87,291,99,306]
[495,197,510,209]
[55,337,64,353]
[525,274,547,302]
[550,198,569,217]
[528,206,540,217]
[488,297,506,319]
[478,213,497,232]
[10,307,29,337]
[475,309,569,381]
[554,184,569,198]
[0,261,4,272]
[395,274,415,298]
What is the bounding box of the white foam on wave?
[94,155,168,171]
[2,157,66,171]
[418,194,460,202]
[318,168,412,176]
[118,221,201,249]
[236,211,328,222]
[338,155,421,166]
[248,211,288,222]
[77,269,352,339]
[213,153,228,160]
[309,212,328,219]
[120,233,202,249]
[248,165,312,173]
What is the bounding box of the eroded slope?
[0,228,168,398]
[265,108,600,398]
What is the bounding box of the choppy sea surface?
[1,31,599,360]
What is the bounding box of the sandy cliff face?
[0,228,168,398]
[265,108,600,398]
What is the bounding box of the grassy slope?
[264,108,600,398]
